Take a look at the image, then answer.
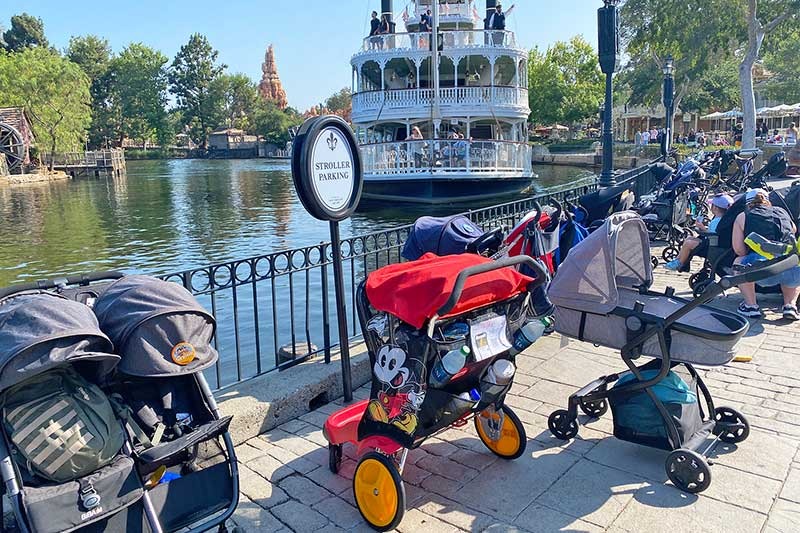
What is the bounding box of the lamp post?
[662,56,675,157]
[598,0,620,187]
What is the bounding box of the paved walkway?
[229,256,800,533]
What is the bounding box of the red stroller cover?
[366,253,533,328]
[505,211,557,274]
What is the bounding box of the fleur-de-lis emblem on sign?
[327,132,338,151]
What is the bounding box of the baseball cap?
[746,188,767,202]
[711,194,734,209]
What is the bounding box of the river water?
[0,159,591,286]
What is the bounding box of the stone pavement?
[229,256,800,533]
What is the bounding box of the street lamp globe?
[663,56,674,77]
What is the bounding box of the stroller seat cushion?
[366,253,532,329]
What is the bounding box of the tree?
[108,43,170,147]
[2,13,48,52]
[763,28,800,103]
[527,36,604,127]
[324,87,352,122]
[209,73,258,130]
[168,34,226,149]
[0,47,91,169]
[619,0,741,118]
[66,35,113,148]
[251,101,302,146]
[738,0,799,149]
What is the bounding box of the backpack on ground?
[1,366,125,483]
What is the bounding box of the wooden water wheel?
[0,122,25,172]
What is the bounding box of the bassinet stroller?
[322,254,548,530]
[545,212,799,493]
[0,273,240,533]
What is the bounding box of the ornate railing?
[352,86,528,114]
[358,29,519,54]
[162,165,659,391]
[360,139,533,176]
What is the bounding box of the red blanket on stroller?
[366,253,532,328]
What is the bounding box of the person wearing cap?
[664,193,734,271]
[732,189,800,320]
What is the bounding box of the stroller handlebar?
[0,270,125,300]
[436,256,545,317]
[719,255,799,290]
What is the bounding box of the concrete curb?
[216,343,372,445]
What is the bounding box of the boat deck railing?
[158,164,657,391]
[361,139,533,176]
[351,86,528,118]
[358,29,519,54]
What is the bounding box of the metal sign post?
[291,115,363,402]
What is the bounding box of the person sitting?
[733,189,800,320]
[665,194,734,271]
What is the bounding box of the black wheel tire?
[662,246,679,262]
[579,398,609,419]
[688,271,709,290]
[714,406,751,444]
[548,409,579,440]
[651,256,659,269]
[693,279,713,298]
[329,443,343,474]
[474,404,527,460]
[665,448,712,494]
[353,452,406,532]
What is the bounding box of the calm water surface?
[0,159,591,286]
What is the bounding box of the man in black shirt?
[420,9,432,32]
[369,11,381,49]
[488,3,513,45]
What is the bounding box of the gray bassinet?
[0,292,119,390]
[93,275,218,377]
[549,212,748,366]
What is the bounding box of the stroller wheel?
[714,406,750,444]
[665,449,711,494]
[353,452,405,531]
[579,398,609,419]
[662,247,679,262]
[474,404,527,460]
[329,443,343,474]
[651,256,659,269]
[693,279,713,298]
[548,409,579,440]
[688,271,709,289]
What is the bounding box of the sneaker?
[782,305,800,321]
[737,302,763,318]
[664,259,683,271]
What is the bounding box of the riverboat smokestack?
[381,0,393,29]
[486,0,497,27]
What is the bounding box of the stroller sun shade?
[0,292,118,390]
[366,253,532,328]
[549,212,652,315]
[93,276,218,377]
[402,215,484,261]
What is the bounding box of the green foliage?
[108,43,171,147]
[168,34,227,148]
[209,73,259,131]
[2,13,48,52]
[527,36,604,127]
[66,35,113,148]
[324,87,352,120]
[763,27,800,103]
[0,47,91,161]
[251,101,303,146]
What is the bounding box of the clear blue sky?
[0,1,599,111]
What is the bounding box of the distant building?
[259,45,288,109]
[207,128,262,158]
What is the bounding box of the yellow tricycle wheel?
[353,452,405,531]
[475,404,527,459]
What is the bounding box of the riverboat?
[351,0,533,204]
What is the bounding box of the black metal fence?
[163,165,655,390]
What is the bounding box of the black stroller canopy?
[0,292,118,390]
[93,276,218,377]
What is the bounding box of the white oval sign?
[309,127,355,213]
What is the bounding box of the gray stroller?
[545,212,799,493]
[0,272,239,533]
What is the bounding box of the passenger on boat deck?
[408,127,425,167]
[380,14,391,35]
[369,11,381,49]
[420,10,432,32]
[408,127,423,140]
